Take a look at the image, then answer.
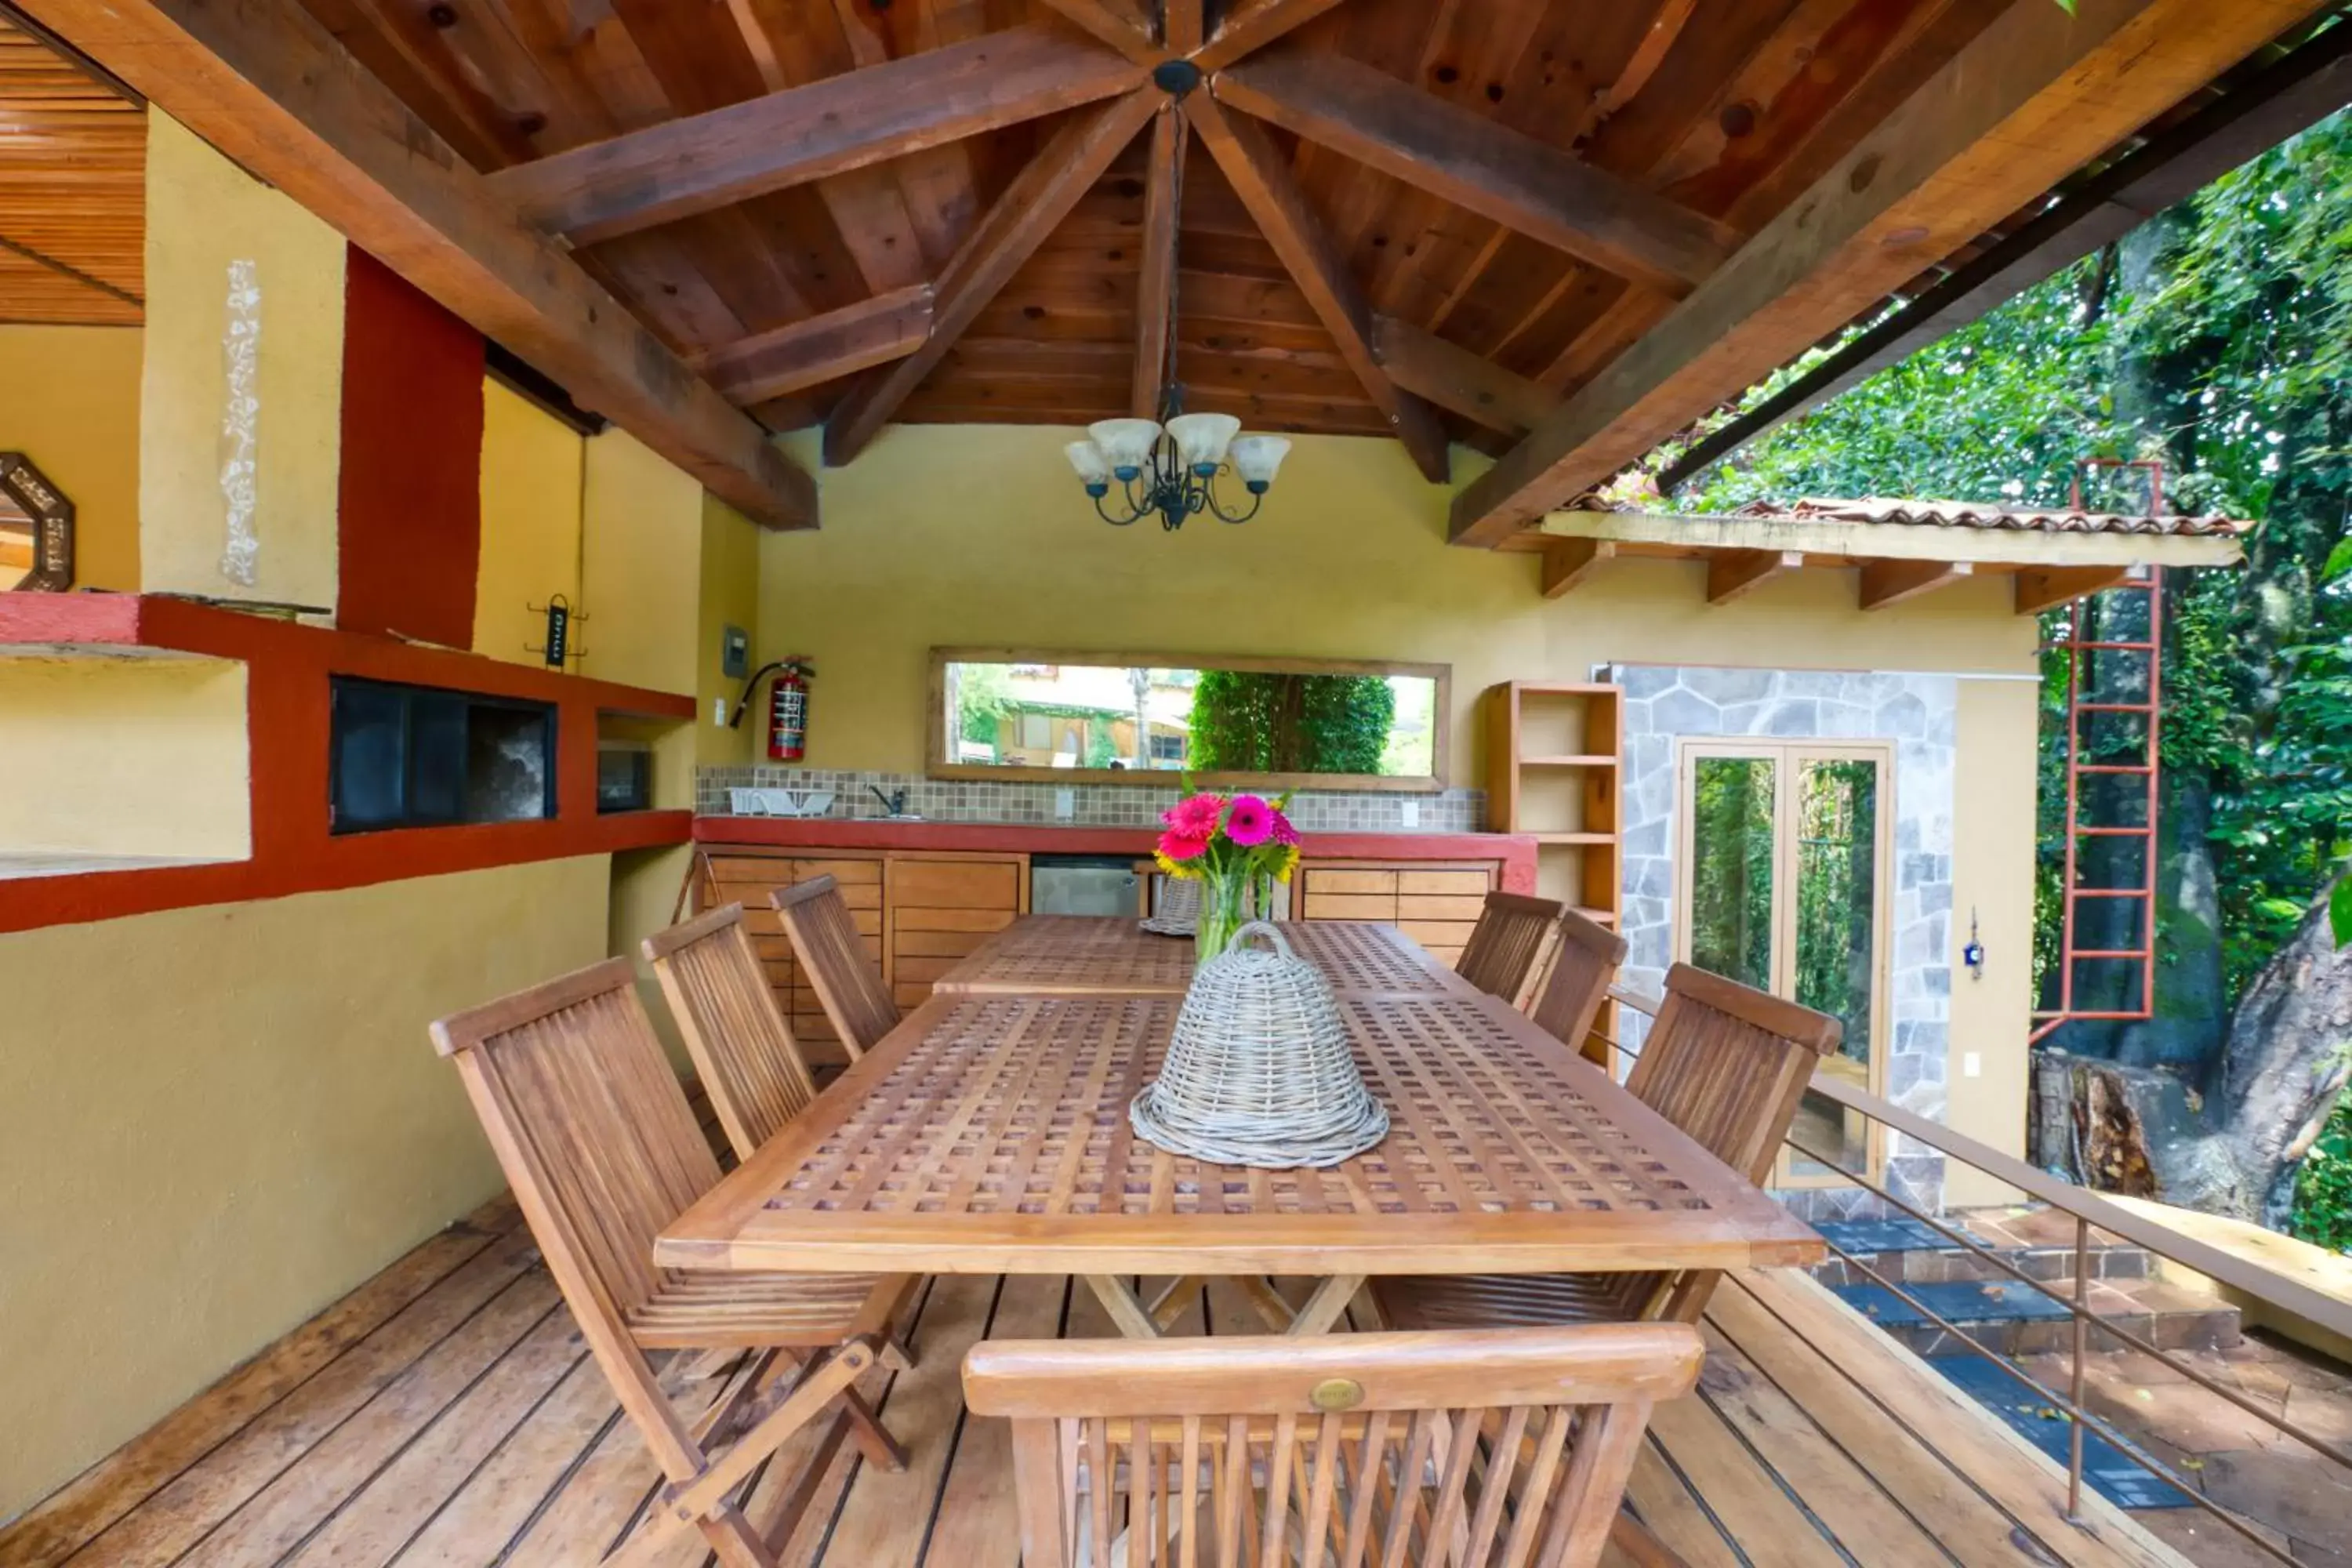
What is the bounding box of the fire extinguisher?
[728,657,815,760]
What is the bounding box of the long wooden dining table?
[655,915,1823,1339]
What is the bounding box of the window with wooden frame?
[1674,739,1893,1187]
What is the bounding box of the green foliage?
[955,663,1014,748]
[1189,671,1396,775]
[2289,1094,2352,1255]
[1686,757,1775,989]
[1657,110,2352,1236]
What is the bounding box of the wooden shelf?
[1571,906,1617,926]
[1518,753,1618,768]
[1530,831,1617,845]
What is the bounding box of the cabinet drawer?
[888,858,1022,909]
[1303,893,1397,921]
[1301,869,1399,896]
[1398,869,1491,897]
[1397,894,1489,922]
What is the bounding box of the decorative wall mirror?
[0,452,74,592]
[930,648,1450,792]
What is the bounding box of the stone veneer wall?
[1614,664,1956,1219]
[696,766,1485,834]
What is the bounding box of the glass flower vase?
[1193,866,1252,964]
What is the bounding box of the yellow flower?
[1153,850,1202,880]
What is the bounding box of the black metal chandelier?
[1062,93,1290,531]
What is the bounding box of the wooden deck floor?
[0,1196,2196,1568]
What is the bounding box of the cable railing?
[1604,984,2352,1566]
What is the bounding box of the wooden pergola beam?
[485,26,1145,246]
[20,0,818,529]
[1537,507,2245,569]
[1859,557,1972,611]
[2016,565,2134,615]
[1373,316,1557,435]
[1540,538,1614,600]
[1034,0,1161,64]
[693,285,934,407]
[1450,0,2328,548]
[826,93,1161,466]
[1187,94,1448,483]
[1706,549,1801,606]
[1194,0,1350,74]
[1162,0,1205,53]
[1214,52,1735,295]
[1131,104,1185,418]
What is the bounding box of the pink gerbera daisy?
[1157,829,1209,862]
[1163,792,1224,837]
[1224,794,1275,847]
[1269,806,1301,846]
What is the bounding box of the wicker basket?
[1131,922,1390,1169]
[1139,874,1200,937]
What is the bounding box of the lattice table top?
[933,916,1471,998]
[659,989,1820,1278]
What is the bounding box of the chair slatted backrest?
[772,875,898,1058]
[1527,906,1630,1054]
[645,902,818,1161]
[1452,890,1565,1007]
[1616,961,1842,1323]
[431,958,723,1336]
[964,1323,1704,1568]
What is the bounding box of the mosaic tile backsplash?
[696,767,1486,834]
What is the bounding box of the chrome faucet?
[869,785,909,818]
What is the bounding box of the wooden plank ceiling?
[11,0,2323,538]
[0,13,142,325]
[282,0,2026,464]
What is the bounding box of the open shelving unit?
[1483,681,1624,1065]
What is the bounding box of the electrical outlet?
[1400,800,1421,829]
[713,697,728,726]
[1054,788,1075,819]
[1962,1051,1982,1079]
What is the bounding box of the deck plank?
[918,1275,1068,1568]
[0,1200,517,1567]
[1646,1386,1848,1567]
[391,1353,622,1566]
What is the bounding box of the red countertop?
[693,816,1539,893]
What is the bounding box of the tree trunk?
[2152,890,2352,1225]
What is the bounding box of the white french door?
[1674,741,1893,1186]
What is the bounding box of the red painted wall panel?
[336,246,485,647]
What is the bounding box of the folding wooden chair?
[432,958,918,1567]
[964,1322,1704,1568]
[644,902,820,1162]
[772,875,898,1058]
[1452,890,1564,1007]
[1374,961,1840,1334]
[1526,905,1630,1056]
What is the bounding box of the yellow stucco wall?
[0,656,249,860]
[582,427,702,695]
[474,379,583,668]
[0,325,143,591]
[0,855,612,1517]
[761,426,2041,780]
[760,423,2045,1165]
[696,495,762,764]
[138,114,344,610]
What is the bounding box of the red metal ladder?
[2029,460,2165,1046]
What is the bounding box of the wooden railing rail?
[1602,980,2352,1563]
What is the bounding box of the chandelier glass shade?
[1065,413,1291,530]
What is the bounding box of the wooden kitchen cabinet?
[1294,860,1497,966]
[884,854,1027,1010]
[700,849,884,1065]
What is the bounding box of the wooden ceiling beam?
[1186,93,1448,483]
[1450,0,2328,549]
[485,25,1146,245]
[1373,316,1556,436]
[18,0,818,529]
[1212,52,1736,296]
[1706,549,1802,606]
[1193,0,1349,74]
[1859,557,1972,611]
[2016,565,2133,615]
[1162,0,1204,53]
[1034,0,1162,65]
[826,92,1161,466]
[692,284,933,406]
[1131,103,1185,418]
[1540,538,1613,600]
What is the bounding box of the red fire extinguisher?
[728,657,815,760]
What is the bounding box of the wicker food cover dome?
[1131,922,1390,1169]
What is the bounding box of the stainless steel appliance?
[1029,854,1142,916]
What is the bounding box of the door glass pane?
[1788,757,1881,1177]
[1687,756,1776,989]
